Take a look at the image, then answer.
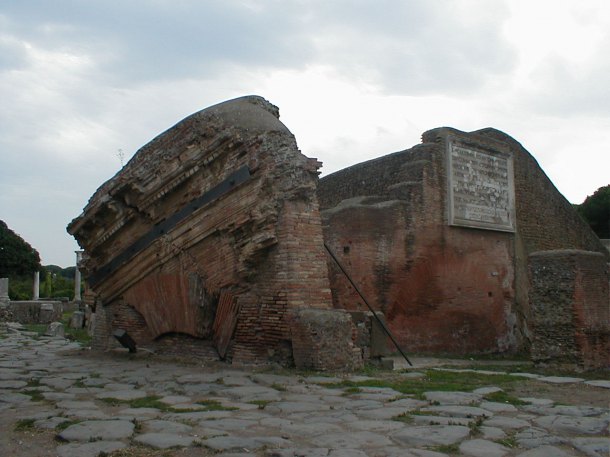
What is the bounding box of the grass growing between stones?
[14,418,36,431]
[483,390,530,405]
[429,443,460,454]
[322,369,527,397]
[392,413,414,424]
[100,395,237,413]
[55,419,82,431]
[23,389,46,402]
[248,400,272,410]
[23,324,47,336]
[495,434,518,448]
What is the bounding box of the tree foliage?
[576,185,610,239]
[0,220,41,278]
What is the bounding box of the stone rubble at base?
[0,325,608,457]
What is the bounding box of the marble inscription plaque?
[447,142,515,232]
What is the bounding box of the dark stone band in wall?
[88,165,251,288]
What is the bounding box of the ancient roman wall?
[319,129,518,354]
[70,96,356,369]
[319,126,608,356]
[529,250,609,370]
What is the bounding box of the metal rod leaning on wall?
[324,243,413,367]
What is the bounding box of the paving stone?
[387,398,428,409]
[411,414,471,426]
[222,385,283,401]
[459,438,510,457]
[199,418,257,431]
[356,406,419,420]
[251,373,298,386]
[479,426,506,440]
[117,407,162,418]
[314,430,392,448]
[0,380,28,389]
[42,392,74,401]
[511,373,542,379]
[56,440,126,457]
[571,437,610,457]
[58,419,135,441]
[515,445,573,456]
[473,386,503,395]
[95,389,148,401]
[204,435,291,451]
[56,400,98,410]
[420,405,494,419]
[39,377,73,390]
[143,419,193,434]
[278,421,343,437]
[534,415,609,435]
[134,432,196,449]
[371,449,448,457]
[391,425,471,446]
[266,401,331,413]
[64,409,111,420]
[484,416,531,430]
[347,419,406,432]
[515,427,567,448]
[0,391,31,403]
[480,401,518,412]
[537,376,584,384]
[545,405,607,417]
[328,450,368,457]
[424,391,482,405]
[265,449,330,457]
[584,380,610,389]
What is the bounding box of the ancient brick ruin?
[319,127,609,368]
[68,96,361,370]
[69,96,609,370]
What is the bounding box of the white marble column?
[33,271,40,300]
[74,251,83,302]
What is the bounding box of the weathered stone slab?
[484,416,531,429]
[534,415,609,435]
[571,437,610,457]
[134,433,196,449]
[515,427,567,448]
[514,445,572,457]
[141,419,193,434]
[420,405,494,418]
[95,389,148,401]
[58,419,135,441]
[459,438,510,457]
[538,376,584,384]
[584,380,610,389]
[45,321,64,337]
[56,441,126,457]
[391,425,471,446]
[314,430,393,448]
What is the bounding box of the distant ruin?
[68,96,609,371]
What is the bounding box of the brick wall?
[70,96,350,368]
[319,130,517,354]
[529,250,609,370]
[319,127,607,356]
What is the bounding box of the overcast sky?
[1,0,609,267]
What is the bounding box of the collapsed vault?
[68,96,361,370]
